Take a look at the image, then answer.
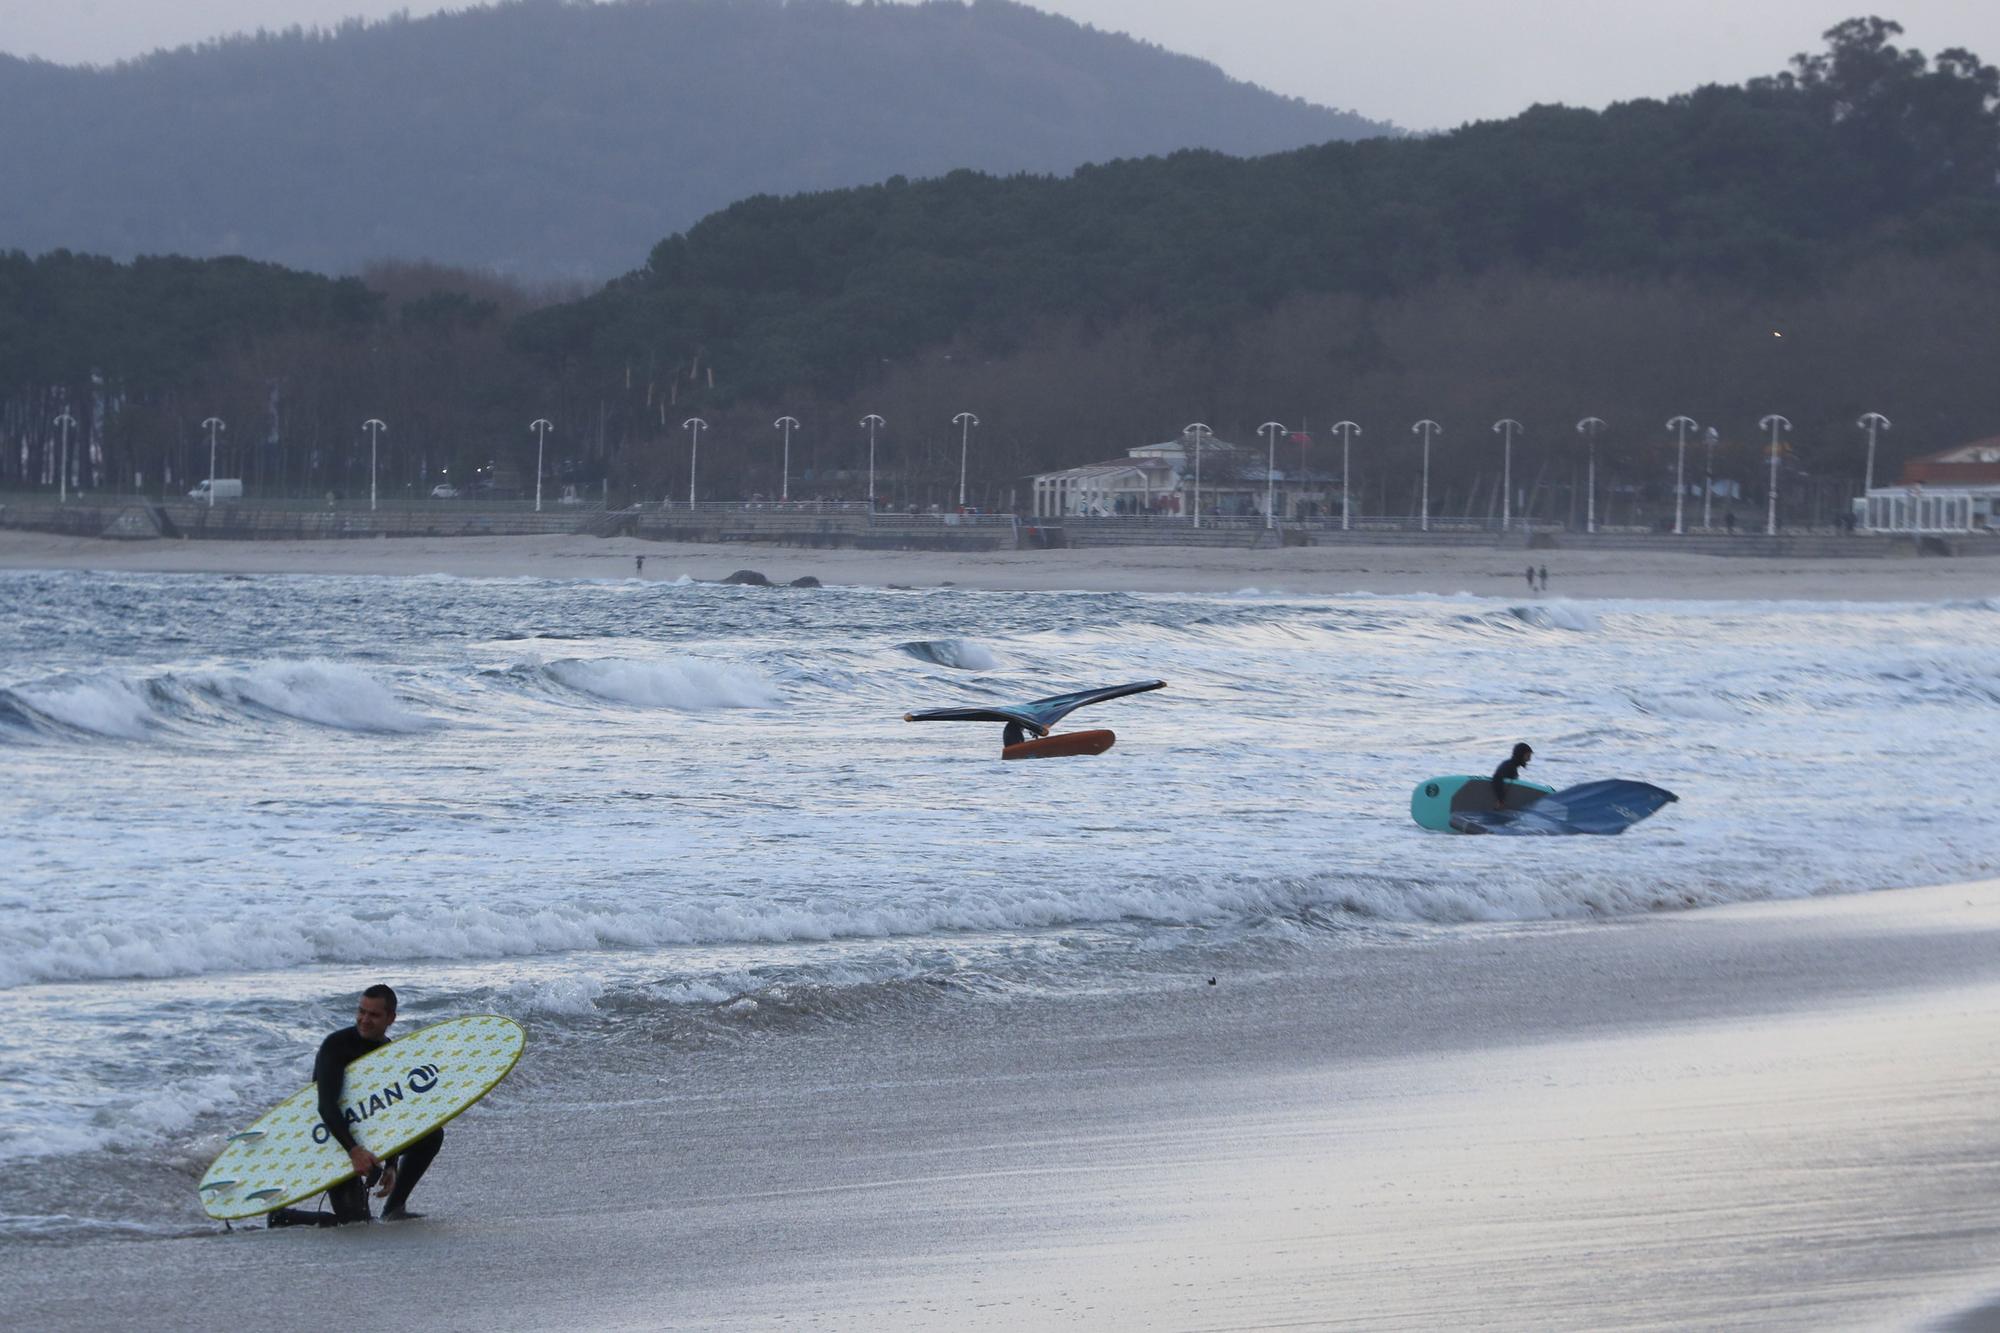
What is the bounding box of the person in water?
[1001,719,1048,750]
[272,984,443,1226]
[1491,742,1534,804]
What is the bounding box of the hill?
[4,18,1996,516]
[0,0,1388,279]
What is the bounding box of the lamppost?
[1331,421,1360,530]
[1182,423,1213,528]
[203,416,227,507]
[1492,419,1523,533]
[53,411,76,503]
[1667,416,1699,536]
[953,411,979,509]
[861,413,884,512]
[1858,411,1891,495]
[529,418,553,512]
[358,418,386,511]
[1412,420,1441,532]
[1703,426,1718,530]
[1258,421,1287,528]
[683,417,707,509]
[773,416,799,503]
[1574,417,1606,534]
[1760,414,1791,535]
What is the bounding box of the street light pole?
[773,416,799,503]
[529,418,553,511]
[1858,412,1891,496]
[203,416,227,508]
[1760,414,1791,536]
[361,418,387,511]
[1575,417,1606,534]
[1667,416,1698,536]
[1703,427,1718,531]
[1182,423,1213,528]
[952,412,979,509]
[1412,420,1441,532]
[861,414,885,512]
[54,411,76,503]
[1331,421,1359,530]
[1258,421,1287,529]
[683,417,707,509]
[1492,419,1522,533]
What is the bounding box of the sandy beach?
[8,881,2000,1330]
[4,527,1999,600]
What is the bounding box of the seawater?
[3,568,1997,1239]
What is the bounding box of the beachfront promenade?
[2,492,1985,558]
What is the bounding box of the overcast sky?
[2,0,1996,129]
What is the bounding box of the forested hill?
[0,0,1386,279]
[528,16,2000,403]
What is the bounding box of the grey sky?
[2,0,1996,130]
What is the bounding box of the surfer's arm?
[312,1034,376,1170]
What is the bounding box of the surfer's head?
[1512,743,1533,764]
[356,984,398,1039]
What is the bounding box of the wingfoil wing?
[904,679,1165,732]
[1448,779,1678,835]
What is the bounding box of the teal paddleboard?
[1411,774,1555,831]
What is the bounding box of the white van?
[187,479,244,501]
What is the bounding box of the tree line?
[3,17,1996,521]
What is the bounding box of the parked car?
[430,484,460,499]
[187,478,243,501]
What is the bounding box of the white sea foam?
[544,656,782,709]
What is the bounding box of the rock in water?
[789,575,822,588]
[722,569,771,586]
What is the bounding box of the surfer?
[1001,719,1046,750]
[1491,742,1534,804]
[313,984,443,1224]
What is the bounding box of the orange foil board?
[1003,728,1115,760]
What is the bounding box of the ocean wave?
[8,843,1965,990]
[898,638,1001,670]
[197,661,435,733]
[7,677,160,739]
[1,660,432,741]
[1500,602,1602,632]
[541,656,783,710]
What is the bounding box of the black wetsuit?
[310,1025,443,1223]
[1003,720,1027,748]
[1491,757,1527,805]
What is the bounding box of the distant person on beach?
[1491,743,1534,804]
[635,554,645,575]
[271,984,442,1226]
[1726,510,1737,533]
[1525,564,1536,590]
[1538,566,1548,591]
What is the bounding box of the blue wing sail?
[904,680,1165,732]
[1448,780,1678,835]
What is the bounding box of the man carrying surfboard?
[312,984,443,1223]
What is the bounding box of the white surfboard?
[198,1014,525,1221]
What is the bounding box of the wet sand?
[10,881,2000,1330]
[3,528,1998,601]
